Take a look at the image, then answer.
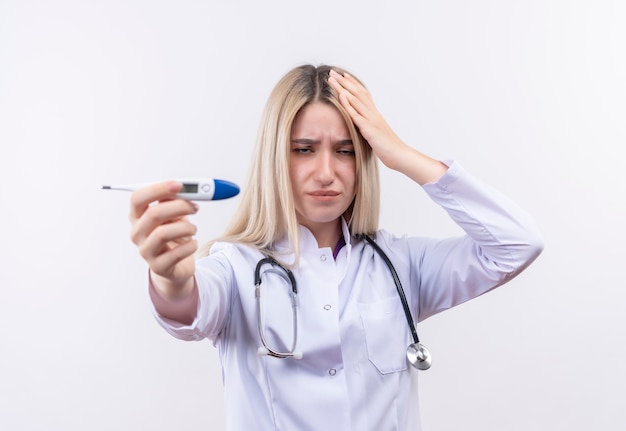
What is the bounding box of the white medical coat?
[152,161,544,430]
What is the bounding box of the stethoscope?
[254,234,432,370]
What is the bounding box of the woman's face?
[289,102,357,244]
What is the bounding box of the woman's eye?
[293,147,312,154]
[338,149,355,156]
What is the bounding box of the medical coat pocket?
[358,296,409,374]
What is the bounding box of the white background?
[1,0,624,429]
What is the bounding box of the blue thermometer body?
[102,178,240,201]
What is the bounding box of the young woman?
[128,64,544,430]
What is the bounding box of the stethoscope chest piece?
[407,343,432,370]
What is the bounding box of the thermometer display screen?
[181,183,199,193]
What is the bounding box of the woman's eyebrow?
[290,138,353,145]
[291,138,318,144]
[336,139,354,146]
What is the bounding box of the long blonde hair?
[200,64,380,259]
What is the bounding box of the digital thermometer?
[102,178,240,201]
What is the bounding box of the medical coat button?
[320,254,327,261]
[323,304,332,311]
[328,368,337,376]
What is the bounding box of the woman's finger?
[129,180,184,222]
[130,199,198,246]
[329,70,375,124]
[139,218,198,259]
[147,238,198,279]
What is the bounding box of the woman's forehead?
[291,102,349,138]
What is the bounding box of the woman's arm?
[329,70,544,318]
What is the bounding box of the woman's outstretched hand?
[129,181,198,298]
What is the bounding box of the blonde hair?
[200,64,380,259]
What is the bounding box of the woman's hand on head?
[328,69,408,170]
[328,69,448,184]
[129,181,198,297]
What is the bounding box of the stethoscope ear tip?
[257,346,270,356]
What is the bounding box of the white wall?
[1,1,624,429]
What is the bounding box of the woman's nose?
[314,150,335,185]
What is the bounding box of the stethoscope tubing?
[361,234,420,345]
[254,234,430,369]
[255,257,300,358]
